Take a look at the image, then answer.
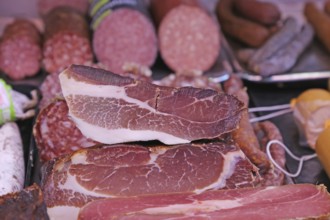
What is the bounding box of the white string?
[266,140,317,178]
[249,103,291,113]
[249,108,293,123]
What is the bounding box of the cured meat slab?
[59,65,245,145]
[42,142,258,219]
[78,184,330,220]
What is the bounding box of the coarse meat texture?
[157,4,220,72]
[39,71,63,110]
[33,99,98,162]
[77,184,330,220]
[0,19,42,80]
[42,141,259,219]
[93,8,158,74]
[0,183,49,220]
[42,7,93,74]
[59,65,245,145]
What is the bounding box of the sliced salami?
[0,19,42,80]
[39,71,62,110]
[151,0,220,73]
[42,7,93,74]
[92,0,158,74]
[33,99,98,161]
[37,0,89,16]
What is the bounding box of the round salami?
[92,2,157,74]
[39,71,62,110]
[42,7,93,74]
[33,100,98,161]
[151,0,220,73]
[0,19,42,80]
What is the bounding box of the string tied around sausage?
[266,140,317,178]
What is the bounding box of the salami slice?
[33,99,98,161]
[150,0,220,73]
[0,19,42,80]
[92,0,158,74]
[37,0,89,16]
[42,7,93,74]
[39,71,62,110]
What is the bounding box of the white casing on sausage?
[0,122,24,196]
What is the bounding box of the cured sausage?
[150,0,220,73]
[305,2,330,53]
[248,17,300,66]
[0,19,41,80]
[223,75,271,174]
[233,0,281,26]
[256,121,286,186]
[33,99,98,161]
[37,0,89,16]
[39,72,62,110]
[250,24,314,77]
[92,0,157,74]
[0,122,24,196]
[217,0,272,47]
[42,7,93,74]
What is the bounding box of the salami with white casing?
[0,122,24,196]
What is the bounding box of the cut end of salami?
[43,33,93,74]
[0,19,42,80]
[93,8,158,74]
[159,4,220,72]
[59,65,245,145]
[42,7,93,74]
[33,99,98,161]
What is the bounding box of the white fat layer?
[71,116,190,145]
[193,149,246,194]
[0,122,24,196]
[59,71,156,112]
[138,199,242,215]
[71,151,88,165]
[47,206,80,220]
[60,71,191,145]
